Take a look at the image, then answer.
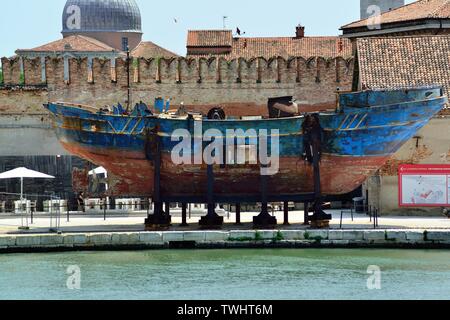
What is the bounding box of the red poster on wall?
[399,165,450,207]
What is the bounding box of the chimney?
[295,25,305,38]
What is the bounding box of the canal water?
[0,249,449,300]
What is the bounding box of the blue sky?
[0,0,414,58]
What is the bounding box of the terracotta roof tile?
[131,41,179,58]
[187,30,233,47]
[357,35,450,101]
[187,31,352,59]
[342,0,450,30]
[17,35,117,53]
[230,36,352,59]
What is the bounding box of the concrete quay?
[1,229,450,253]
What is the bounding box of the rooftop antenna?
[223,16,228,30]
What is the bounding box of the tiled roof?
[187,30,352,59]
[230,36,352,59]
[342,0,450,30]
[17,35,117,53]
[131,41,179,58]
[187,30,233,47]
[357,35,450,102]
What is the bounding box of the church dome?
[62,0,142,34]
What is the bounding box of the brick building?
[360,0,405,19]
[186,27,352,59]
[342,0,450,215]
[342,0,450,40]
[354,35,450,215]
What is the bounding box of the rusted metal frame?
[119,117,134,134]
[338,115,351,130]
[354,113,368,129]
[303,202,310,225]
[145,126,171,228]
[128,118,143,135]
[283,201,290,226]
[310,131,332,224]
[253,164,277,228]
[345,114,360,130]
[199,164,224,228]
[180,203,188,227]
[235,203,242,225]
[160,193,317,204]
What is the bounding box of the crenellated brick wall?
[0,55,354,116]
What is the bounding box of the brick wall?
[1,56,354,116]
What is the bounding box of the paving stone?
[40,235,64,246]
[183,232,206,242]
[162,232,184,242]
[279,230,305,240]
[364,231,386,241]
[386,231,407,241]
[405,231,426,242]
[16,235,40,247]
[255,230,276,240]
[63,234,88,245]
[204,231,229,242]
[328,230,344,240]
[426,231,450,241]
[139,232,163,244]
[111,233,140,245]
[342,231,365,241]
[306,230,328,240]
[0,236,16,247]
[88,233,112,245]
[229,231,256,240]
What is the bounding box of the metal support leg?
[180,203,188,227]
[283,201,290,226]
[253,166,277,228]
[309,130,332,228]
[235,203,242,225]
[199,165,224,228]
[165,202,171,216]
[303,202,310,225]
[145,127,171,230]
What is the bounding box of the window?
[122,37,129,51]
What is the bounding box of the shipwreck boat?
[44,87,447,205]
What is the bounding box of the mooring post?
[235,203,241,225]
[180,203,188,227]
[253,165,277,228]
[283,201,290,226]
[199,164,224,228]
[145,126,171,230]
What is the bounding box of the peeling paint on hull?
[60,136,393,197]
[46,87,447,197]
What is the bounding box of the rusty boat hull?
[45,87,447,199]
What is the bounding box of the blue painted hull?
[44,87,447,197]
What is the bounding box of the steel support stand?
[283,201,290,226]
[309,121,332,228]
[253,166,277,228]
[180,203,189,227]
[199,165,224,229]
[145,127,171,230]
[303,202,310,225]
[235,203,242,225]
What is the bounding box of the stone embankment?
[1,229,450,253]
